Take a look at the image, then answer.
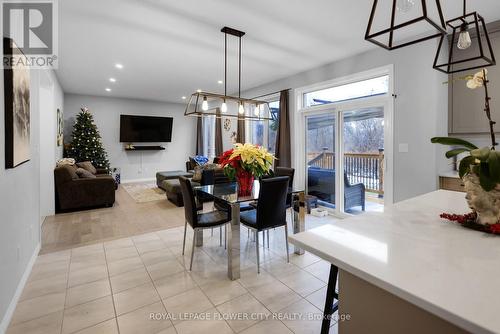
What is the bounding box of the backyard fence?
[308,151,384,195]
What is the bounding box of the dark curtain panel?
[275,89,291,167]
[237,116,245,144]
[215,111,223,157]
[195,116,203,156]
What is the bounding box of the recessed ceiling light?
[181,96,186,100]
[196,89,202,93]
[105,88,112,92]
[115,63,123,69]
[217,80,223,84]
[109,78,116,83]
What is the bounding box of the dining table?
[194,180,306,280]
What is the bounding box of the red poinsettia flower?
[488,223,500,234]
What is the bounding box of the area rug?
[122,182,166,203]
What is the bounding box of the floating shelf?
[124,145,165,151]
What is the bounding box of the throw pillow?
[192,166,203,182]
[57,158,75,167]
[192,155,209,166]
[75,168,96,178]
[77,161,97,174]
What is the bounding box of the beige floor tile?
[105,246,139,262]
[117,302,172,334]
[238,267,278,290]
[29,260,69,282]
[146,259,185,281]
[113,282,160,316]
[162,287,213,323]
[279,299,323,334]
[216,293,271,332]
[68,264,108,287]
[70,254,107,272]
[240,319,293,334]
[132,232,161,243]
[36,250,71,266]
[71,243,104,258]
[289,252,320,268]
[174,308,233,334]
[6,310,63,334]
[104,237,134,250]
[303,260,331,283]
[156,326,178,334]
[110,267,151,293]
[279,269,326,297]
[248,280,301,313]
[10,292,66,325]
[199,279,247,306]
[134,239,167,254]
[140,249,176,266]
[107,256,144,277]
[20,273,67,301]
[154,271,197,299]
[62,296,115,334]
[305,286,328,310]
[66,279,111,308]
[260,259,300,279]
[74,319,118,334]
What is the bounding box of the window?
[303,75,389,108]
[202,115,216,159]
[248,100,279,154]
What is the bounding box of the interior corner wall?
[242,38,449,203]
[0,45,43,331]
[63,94,196,182]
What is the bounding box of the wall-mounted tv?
[120,115,173,142]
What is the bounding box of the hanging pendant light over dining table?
[184,27,272,121]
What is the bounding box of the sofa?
[54,164,116,212]
[308,167,365,211]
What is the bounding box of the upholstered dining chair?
[239,176,290,273]
[179,176,231,270]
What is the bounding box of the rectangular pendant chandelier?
[433,11,496,74]
[365,0,446,50]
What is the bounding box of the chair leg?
[266,230,270,249]
[284,225,290,263]
[255,230,260,274]
[190,228,196,271]
[182,221,187,255]
[224,225,227,250]
[219,227,222,246]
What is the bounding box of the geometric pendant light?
[433,0,496,74]
[184,27,272,121]
[365,0,447,50]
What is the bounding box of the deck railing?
[308,151,384,195]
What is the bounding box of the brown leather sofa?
[54,165,116,212]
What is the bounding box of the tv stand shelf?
[125,145,165,151]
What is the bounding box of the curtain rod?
[252,88,291,100]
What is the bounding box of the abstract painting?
[4,38,30,168]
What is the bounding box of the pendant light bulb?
[396,0,414,13]
[202,96,208,111]
[238,102,245,115]
[457,24,472,50]
[221,99,227,113]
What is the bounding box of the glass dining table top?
[194,180,304,204]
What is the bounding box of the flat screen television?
[120,115,173,142]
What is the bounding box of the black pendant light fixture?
[185,27,272,121]
[433,0,496,74]
[365,0,446,50]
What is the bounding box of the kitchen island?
[289,190,499,334]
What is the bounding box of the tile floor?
[7,216,339,334]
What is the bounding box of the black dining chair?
[239,176,290,273]
[179,176,231,270]
[275,167,295,219]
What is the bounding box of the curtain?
[275,89,291,167]
[236,116,245,144]
[195,116,203,156]
[215,111,223,157]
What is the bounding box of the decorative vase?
[236,170,254,196]
[463,173,500,225]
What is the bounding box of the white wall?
[242,39,449,203]
[64,94,196,182]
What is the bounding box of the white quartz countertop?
[289,190,500,334]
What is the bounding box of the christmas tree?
[68,107,110,170]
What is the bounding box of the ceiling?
[57,0,500,103]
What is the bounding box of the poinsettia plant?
[432,69,499,192]
[219,143,275,180]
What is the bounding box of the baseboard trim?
[121,178,155,184]
[0,242,41,334]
